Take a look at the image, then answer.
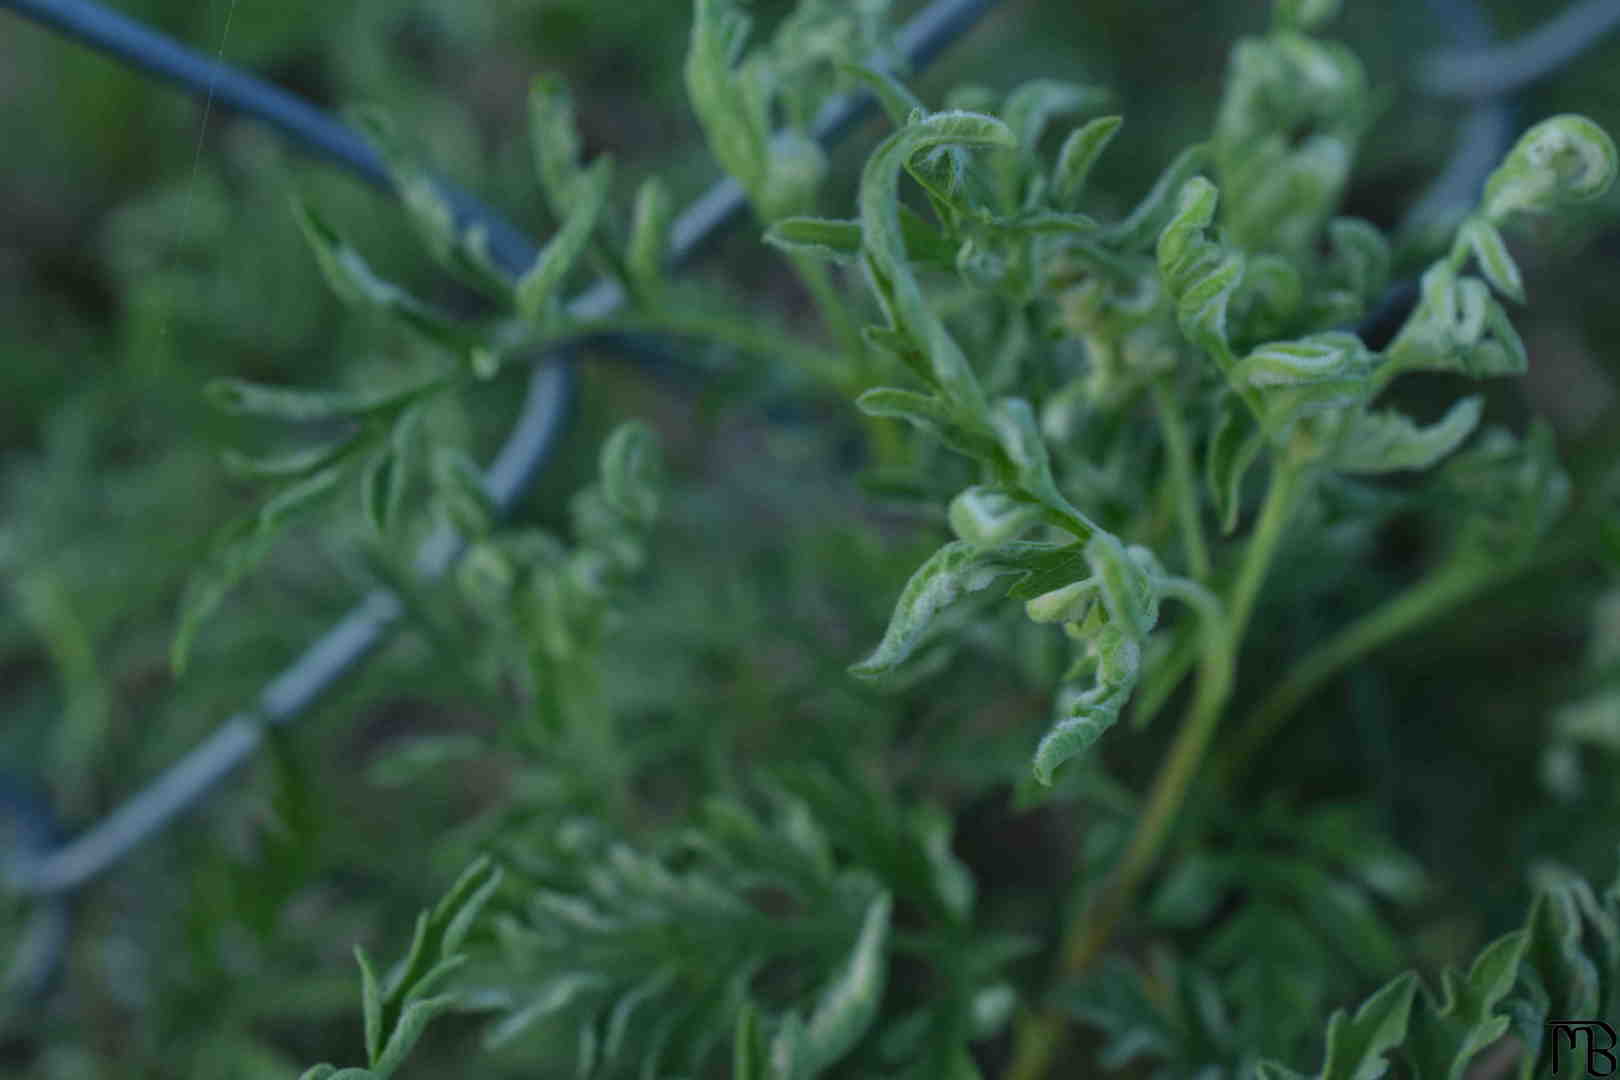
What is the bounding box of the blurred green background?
[4,0,1620,1075]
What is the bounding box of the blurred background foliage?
[4,0,1620,1075]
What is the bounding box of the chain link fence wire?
[0,0,1003,998]
[0,0,1566,1009]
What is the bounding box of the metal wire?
[1420,0,1620,101]
[0,0,1002,907]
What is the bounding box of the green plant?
[12,0,1620,1076]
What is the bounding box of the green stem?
[1214,552,1496,787]
[1004,457,1308,1080]
[1151,377,1210,580]
[1226,456,1307,641]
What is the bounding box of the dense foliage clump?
[8,0,1620,1077]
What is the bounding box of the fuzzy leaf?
[372,994,457,1077]
[856,387,997,461]
[357,947,384,1065]
[837,62,924,129]
[293,201,464,350]
[1464,219,1524,304]
[1327,217,1390,303]
[849,541,1030,681]
[206,376,441,424]
[516,157,612,323]
[989,396,1090,533]
[1330,396,1482,475]
[766,217,864,261]
[1484,114,1618,222]
[528,74,587,215]
[222,437,358,480]
[1004,80,1107,153]
[803,894,891,1073]
[599,420,663,525]
[628,175,672,297]
[1054,115,1123,208]
[858,110,1015,417]
[948,487,1042,550]
[1157,176,1245,365]
[686,0,770,199]
[1033,704,1120,785]
[1207,394,1264,533]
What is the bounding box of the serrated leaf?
[1006,543,1089,601]
[1313,971,1418,1080]
[1054,115,1123,208]
[803,894,891,1073]
[1402,930,1528,1080]
[1331,396,1482,475]
[516,157,612,323]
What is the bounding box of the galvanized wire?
[0,0,1002,909]
[1421,0,1620,101]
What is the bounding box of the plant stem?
[1151,377,1210,580]
[1004,457,1308,1080]
[1213,552,1495,787]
